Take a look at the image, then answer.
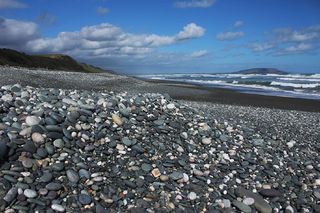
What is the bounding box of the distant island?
[0,48,115,74]
[233,68,288,75]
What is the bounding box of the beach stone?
[151,168,161,177]
[252,139,264,146]
[96,204,108,213]
[243,197,255,205]
[51,162,64,171]
[36,147,48,158]
[20,127,32,136]
[66,170,79,183]
[131,208,146,213]
[0,141,8,161]
[259,189,282,197]
[287,140,296,148]
[237,187,272,213]
[26,116,40,126]
[47,132,63,139]
[169,171,183,180]
[160,175,169,182]
[31,132,44,143]
[46,182,62,191]
[232,200,251,213]
[21,158,33,168]
[79,169,90,179]
[24,189,37,198]
[202,137,211,145]
[39,172,53,183]
[51,203,65,212]
[23,141,37,153]
[124,180,136,188]
[53,139,64,148]
[141,163,152,172]
[79,194,92,205]
[167,103,175,109]
[1,94,13,102]
[112,114,122,126]
[122,137,132,146]
[3,187,18,202]
[180,132,188,139]
[286,205,294,213]
[188,192,197,200]
[314,189,320,199]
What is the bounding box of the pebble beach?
[0,67,320,212]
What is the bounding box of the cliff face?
[234,68,288,75]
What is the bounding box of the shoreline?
[143,78,320,113]
[0,66,319,112]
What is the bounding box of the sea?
[136,73,320,100]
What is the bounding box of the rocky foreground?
[0,84,319,213]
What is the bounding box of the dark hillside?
[0,48,115,74]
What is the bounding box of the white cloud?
[176,23,206,40]
[174,0,216,8]
[0,17,203,59]
[233,21,243,28]
[251,43,274,52]
[96,6,109,15]
[0,17,38,46]
[275,43,316,56]
[0,16,208,72]
[0,0,27,9]
[217,31,244,40]
[190,50,210,57]
[249,25,320,56]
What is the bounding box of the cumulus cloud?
[96,6,109,15]
[217,31,244,40]
[36,11,56,26]
[174,0,216,8]
[0,0,27,9]
[25,22,205,55]
[249,24,320,55]
[0,16,203,59]
[176,23,206,40]
[0,16,208,72]
[0,17,39,47]
[190,50,210,57]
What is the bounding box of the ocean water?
[137,73,320,100]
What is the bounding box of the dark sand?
[145,79,320,112]
[1,66,319,112]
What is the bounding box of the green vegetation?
[0,48,115,74]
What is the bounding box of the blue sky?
[0,0,319,74]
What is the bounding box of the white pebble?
[222,153,230,161]
[202,138,211,145]
[287,140,296,148]
[24,189,37,198]
[223,199,231,208]
[187,192,197,200]
[177,146,184,152]
[243,197,255,205]
[167,103,175,109]
[51,203,65,212]
[183,173,189,182]
[285,205,294,213]
[26,116,40,126]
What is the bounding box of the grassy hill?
[234,68,288,75]
[0,48,115,74]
